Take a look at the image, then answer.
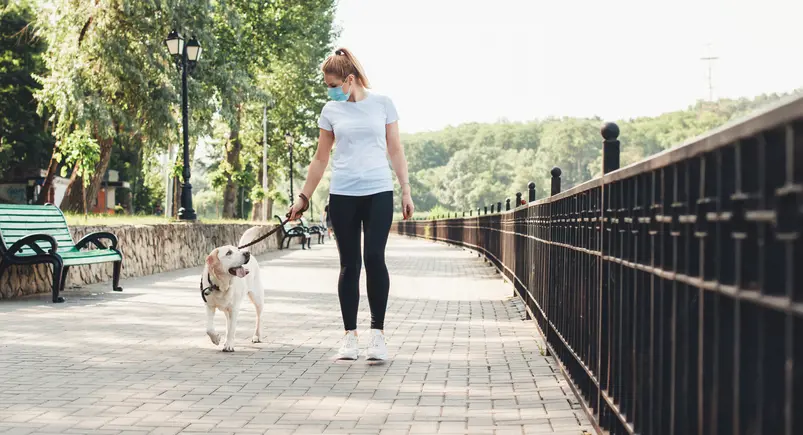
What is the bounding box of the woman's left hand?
[402,193,415,220]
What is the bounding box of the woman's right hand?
[286,194,309,221]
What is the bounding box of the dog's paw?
[222,342,235,352]
[207,331,221,345]
[251,335,262,343]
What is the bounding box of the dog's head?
[206,245,251,285]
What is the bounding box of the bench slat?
[0,208,65,217]
[0,204,61,209]
[0,204,64,210]
[61,249,122,266]
[13,242,67,255]
[0,217,66,226]
[0,214,67,222]
[0,220,71,230]
[12,248,121,264]
[3,235,74,245]
[1,227,71,238]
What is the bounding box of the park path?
[0,235,592,435]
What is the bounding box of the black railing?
[394,95,803,435]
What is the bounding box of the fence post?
[515,192,523,208]
[469,210,473,217]
[478,207,481,216]
[497,201,502,213]
[602,122,620,173]
[491,204,495,214]
[506,198,511,211]
[484,206,488,215]
[551,167,562,195]
[528,182,536,202]
[463,211,466,217]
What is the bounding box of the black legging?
[328,191,393,331]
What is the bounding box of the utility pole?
[700,43,719,102]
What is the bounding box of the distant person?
[287,47,415,361]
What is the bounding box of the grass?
[63,213,257,226]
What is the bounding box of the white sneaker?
[335,331,359,360]
[364,329,388,361]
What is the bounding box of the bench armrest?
[286,226,306,235]
[6,234,58,256]
[75,232,119,250]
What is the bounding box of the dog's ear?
[206,249,226,281]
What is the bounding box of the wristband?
[298,193,310,212]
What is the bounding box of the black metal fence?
[394,95,803,435]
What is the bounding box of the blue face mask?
[327,82,351,101]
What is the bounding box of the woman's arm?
[288,129,334,219]
[386,121,415,219]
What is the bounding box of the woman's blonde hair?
[322,47,371,88]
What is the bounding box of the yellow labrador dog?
[201,227,264,352]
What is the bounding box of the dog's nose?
[243,251,251,262]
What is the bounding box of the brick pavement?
[0,235,593,435]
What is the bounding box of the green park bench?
[0,204,123,303]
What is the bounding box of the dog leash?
[237,194,310,250]
[236,217,290,250]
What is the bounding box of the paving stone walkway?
[0,235,592,435]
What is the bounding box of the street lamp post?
[262,105,269,221]
[285,132,295,204]
[165,30,202,221]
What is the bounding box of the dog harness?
[200,273,220,303]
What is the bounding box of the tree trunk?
[59,161,81,208]
[222,104,243,219]
[60,137,113,213]
[127,138,144,214]
[172,175,180,218]
[36,141,60,205]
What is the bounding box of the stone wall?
[0,223,282,300]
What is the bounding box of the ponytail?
[322,47,372,88]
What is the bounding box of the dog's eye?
[226,250,232,256]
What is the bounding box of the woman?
[287,47,414,361]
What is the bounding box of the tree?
[400,92,798,212]
[34,0,214,211]
[0,2,53,179]
[57,127,100,217]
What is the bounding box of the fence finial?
[497,201,502,213]
[506,198,511,211]
[601,122,620,174]
[491,204,495,213]
[551,167,562,195]
[515,192,523,207]
[528,182,536,202]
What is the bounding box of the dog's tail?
[238,226,264,252]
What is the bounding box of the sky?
[332,0,803,133]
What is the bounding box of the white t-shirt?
[318,93,399,196]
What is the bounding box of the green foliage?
[133,162,166,215]
[402,92,800,213]
[425,205,458,220]
[0,1,53,177]
[1,0,335,215]
[58,128,99,188]
[249,185,266,202]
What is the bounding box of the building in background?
[0,169,129,214]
